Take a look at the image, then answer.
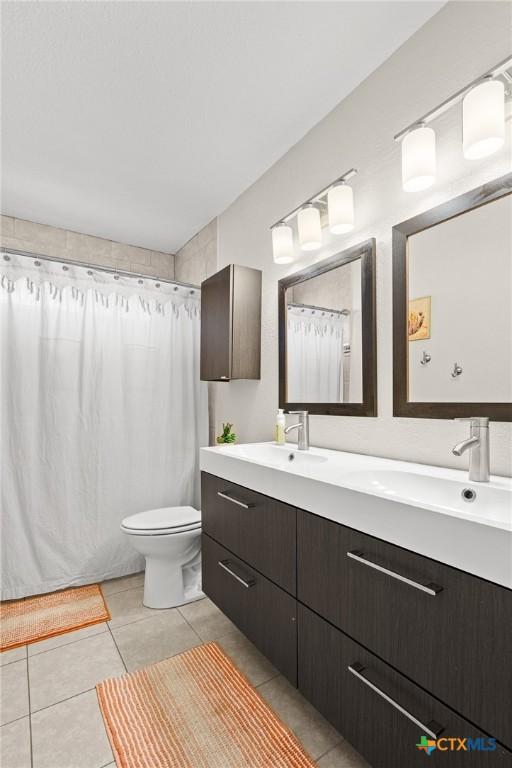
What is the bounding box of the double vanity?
[200,442,512,767]
[198,175,512,766]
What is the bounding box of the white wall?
[174,219,219,444]
[214,1,512,476]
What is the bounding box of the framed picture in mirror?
[393,173,512,421]
[278,239,377,416]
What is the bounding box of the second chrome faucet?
[284,410,309,451]
[452,417,490,482]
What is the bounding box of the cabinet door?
[231,266,261,380]
[202,534,297,685]
[297,509,512,749]
[200,265,232,381]
[298,605,511,768]
[201,472,296,594]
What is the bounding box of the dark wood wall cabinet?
[201,471,512,767]
[200,264,262,381]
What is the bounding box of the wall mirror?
[393,173,512,421]
[278,239,376,416]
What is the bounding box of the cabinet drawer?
[299,605,511,768]
[297,510,512,748]
[201,472,296,594]
[202,534,297,685]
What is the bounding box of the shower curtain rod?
[288,302,350,316]
[0,247,201,291]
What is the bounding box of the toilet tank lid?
[122,506,201,531]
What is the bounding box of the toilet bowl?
[121,506,203,609]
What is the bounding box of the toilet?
[121,506,203,609]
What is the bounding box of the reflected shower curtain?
[287,308,344,402]
[0,254,208,599]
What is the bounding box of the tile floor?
[1,573,369,768]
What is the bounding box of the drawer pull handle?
[348,663,443,739]
[218,559,256,589]
[347,550,442,596]
[217,491,255,509]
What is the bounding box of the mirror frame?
[393,172,512,421]
[278,238,377,416]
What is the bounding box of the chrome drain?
[461,488,476,503]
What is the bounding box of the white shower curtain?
[0,253,208,600]
[287,307,344,402]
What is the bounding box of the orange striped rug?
[0,584,110,651]
[97,642,315,768]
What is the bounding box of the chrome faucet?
[284,410,309,451]
[452,417,490,482]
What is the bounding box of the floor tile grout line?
[25,649,34,768]
[107,606,175,632]
[314,737,344,764]
[0,712,31,729]
[0,650,28,667]
[107,623,128,674]
[25,624,109,659]
[175,607,207,646]
[254,671,281,688]
[102,581,145,599]
[29,686,96,717]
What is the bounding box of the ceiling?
[1,2,443,253]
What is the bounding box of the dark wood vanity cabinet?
[201,471,297,684]
[297,509,512,750]
[200,264,262,381]
[299,605,512,767]
[202,534,297,685]
[201,472,296,593]
[201,471,512,765]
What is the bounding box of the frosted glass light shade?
[402,125,436,192]
[328,183,354,234]
[463,79,505,160]
[271,223,294,264]
[298,205,322,251]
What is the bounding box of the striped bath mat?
[97,642,315,768]
[0,584,110,651]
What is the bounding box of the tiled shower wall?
[0,215,175,279]
[174,218,217,286]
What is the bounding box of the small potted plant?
[216,422,237,444]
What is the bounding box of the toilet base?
[142,551,203,609]
[143,589,205,610]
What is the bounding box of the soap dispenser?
[275,408,286,445]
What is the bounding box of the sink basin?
[342,469,512,527]
[225,443,328,469]
[201,442,512,587]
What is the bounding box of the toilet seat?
[121,506,201,536]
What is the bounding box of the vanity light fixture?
[298,204,322,251]
[328,181,354,234]
[270,168,357,262]
[395,55,511,191]
[401,124,436,192]
[463,77,505,159]
[271,222,294,264]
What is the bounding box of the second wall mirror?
[393,173,512,421]
[278,239,376,416]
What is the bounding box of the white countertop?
[200,442,512,589]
